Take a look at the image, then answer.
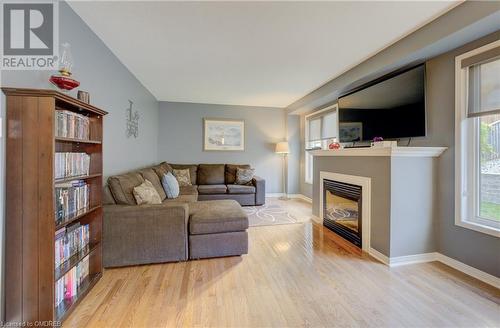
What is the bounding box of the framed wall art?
[203,118,245,151]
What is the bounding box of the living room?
[0,1,499,327]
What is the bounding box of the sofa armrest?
[103,203,189,267]
[252,176,266,205]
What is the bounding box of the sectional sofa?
[102,162,265,267]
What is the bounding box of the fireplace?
[323,179,362,247]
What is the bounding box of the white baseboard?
[368,247,390,265]
[367,249,500,289]
[311,215,321,224]
[289,194,312,203]
[266,193,283,198]
[389,252,439,267]
[435,253,500,289]
[265,193,312,203]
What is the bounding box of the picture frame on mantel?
[203,118,245,151]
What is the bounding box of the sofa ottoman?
[188,200,249,259]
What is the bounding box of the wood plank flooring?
[65,199,500,327]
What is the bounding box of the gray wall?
[426,33,500,277]
[0,2,159,314]
[390,157,437,257]
[287,115,300,194]
[158,102,286,193]
[1,2,159,178]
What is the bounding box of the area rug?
[244,204,299,227]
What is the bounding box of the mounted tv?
[338,64,426,143]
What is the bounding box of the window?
[305,105,338,184]
[455,40,500,237]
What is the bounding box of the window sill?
[455,219,500,238]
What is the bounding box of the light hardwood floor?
[65,199,500,327]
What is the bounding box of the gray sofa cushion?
[108,172,145,205]
[180,185,198,196]
[162,194,197,203]
[152,162,173,180]
[189,200,248,234]
[103,185,116,205]
[198,193,255,206]
[170,164,198,185]
[227,184,256,194]
[189,231,248,259]
[225,164,251,184]
[138,167,167,200]
[197,164,225,185]
[198,184,227,195]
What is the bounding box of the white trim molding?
[436,253,500,289]
[320,171,371,252]
[367,251,500,289]
[310,146,447,158]
[368,247,389,265]
[389,252,439,267]
[311,215,321,224]
[265,193,312,203]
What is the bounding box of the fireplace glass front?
[323,179,362,247]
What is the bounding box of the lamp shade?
[275,141,289,154]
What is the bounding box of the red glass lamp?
[50,43,80,91]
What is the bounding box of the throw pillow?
[133,179,162,205]
[235,168,255,185]
[173,168,192,186]
[161,172,180,199]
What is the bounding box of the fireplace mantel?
[310,146,447,158]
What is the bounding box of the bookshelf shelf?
[55,242,100,282]
[2,87,108,325]
[55,173,102,184]
[55,136,102,144]
[55,205,101,230]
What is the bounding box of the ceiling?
[69,1,459,108]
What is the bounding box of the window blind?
[467,57,500,118]
[306,109,338,142]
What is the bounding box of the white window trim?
[304,104,339,185]
[454,40,500,238]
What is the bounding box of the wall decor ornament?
[204,118,245,151]
[126,100,139,138]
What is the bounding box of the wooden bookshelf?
[2,88,108,325]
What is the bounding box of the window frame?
[304,104,339,185]
[455,40,500,237]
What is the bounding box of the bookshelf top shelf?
[1,87,108,116]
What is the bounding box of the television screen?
[338,64,426,143]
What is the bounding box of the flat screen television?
[338,64,426,143]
